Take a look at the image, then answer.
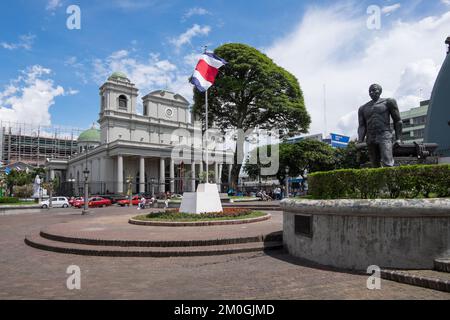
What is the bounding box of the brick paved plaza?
[1,207,449,300]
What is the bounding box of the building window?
[101,96,106,110]
[118,95,127,110]
[413,129,424,138]
[143,103,148,116]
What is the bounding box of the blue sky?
[1,0,450,137]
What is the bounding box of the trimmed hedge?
[0,197,19,204]
[309,164,450,199]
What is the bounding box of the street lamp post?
[82,168,90,215]
[285,166,290,199]
[48,178,53,209]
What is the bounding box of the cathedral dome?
[78,127,101,143]
[108,71,129,82]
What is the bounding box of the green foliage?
[244,139,336,184]
[197,171,215,183]
[0,197,19,204]
[309,165,450,199]
[334,141,370,169]
[13,184,33,198]
[193,43,310,134]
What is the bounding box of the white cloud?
[266,5,450,138]
[183,52,202,66]
[46,0,62,11]
[182,7,211,21]
[113,0,162,10]
[0,66,66,126]
[382,3,401,15]
[65,56,88,84]
[1,34,35,50]
[170,24,211,51]
[442,0,450,6]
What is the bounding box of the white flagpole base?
[179,183,223,214]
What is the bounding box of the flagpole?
[205,88,209,183]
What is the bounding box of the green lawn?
[229,196,259,200]
[0,201,38,206]
[133,211,266,222]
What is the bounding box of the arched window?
[118,95,127,110]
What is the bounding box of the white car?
[40,197,70,208]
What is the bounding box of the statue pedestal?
[179,183,223,214]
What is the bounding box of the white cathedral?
[46,72,232,196]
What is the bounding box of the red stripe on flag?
[195,59,219,84]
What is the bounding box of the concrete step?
[25,233,284,257]
[381,269,450,293]
[40,230,283,247]
[434,258,450,273]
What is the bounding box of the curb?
[381,269,450,293]
[434,259,450,273]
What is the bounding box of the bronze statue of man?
[358,84,403,167]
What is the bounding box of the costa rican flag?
[190,52,227,92]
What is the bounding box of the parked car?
[69,197,83,207]
[73,196,112,208]
[116,195,141,207]
[40,197,70,209]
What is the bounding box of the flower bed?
[133,208,266,222]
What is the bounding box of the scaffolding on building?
[0,120,82,167]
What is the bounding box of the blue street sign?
[4,167,11,175]
[330,133,350,148]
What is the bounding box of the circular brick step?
[434,258,450,273]
[25,233,283,257]
[39,229,282,247]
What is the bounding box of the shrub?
[0,197,19,204]
[309,164,450,199]
[13,184,33,198]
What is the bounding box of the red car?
[74,196,112,208]
[117,195,141,207]
[69,197,82,206]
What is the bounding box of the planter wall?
[281,199,450,270]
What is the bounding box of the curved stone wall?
[281,199,450,270]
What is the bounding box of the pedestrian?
[138,196,146,210]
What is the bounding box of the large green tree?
[334,141,370,169]
[244,139,336,185]
[192,43,310,188]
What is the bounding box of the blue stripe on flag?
[190,75,207,92]
[204,52,228,65]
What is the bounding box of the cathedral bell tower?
[98,72,139,144]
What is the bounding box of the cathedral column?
[214,163,219,184]
[117,155,123,194]
[199,161,204,182]
[159,158,165,193]
[218,164,223,184]
[191,161,196,192]
[139,157,145,194]
[170,159,175,193]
